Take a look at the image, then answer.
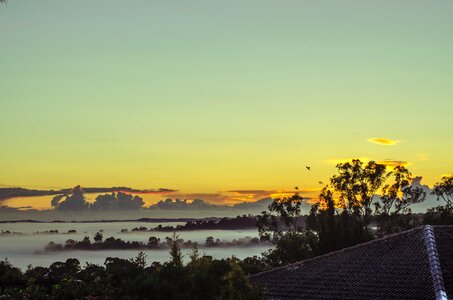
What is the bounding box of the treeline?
[1,229,78,236]
[153,215,259,231]
[42,233,267,252]
[0,250,263,299]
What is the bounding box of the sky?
[1,0,452,206]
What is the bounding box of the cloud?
[0,186,177,202]
[367,137,400,145]
[377,159,409,168]
[147,188,316,210]
[165,190,282,205]
[150,198,219,210]
[91,192,145,210]
[52,186,145,211]
[82,187,177,194]
[51,186,90,211]
[149,197,287,211]
[324,158,409,169]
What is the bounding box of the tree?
[376,166,426,215]
[0,250,263,299]
[94,231,103,243]
[308,160,426,252]
[306,187,341,253]
[257,191,317,266]
[0,259,24,294]
[133,251,147,268]
[374,166,426,235]
[425,175,453,225]
[263,231,317,267]
[169,233,183,268]
[432,175,453,206]
[257,192,305,241]
[148,236,160,248]
[330,159,388,227]
[205,236,215,247]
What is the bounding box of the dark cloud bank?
[0,186,175,201]
[45,186,275,212]
[0,186,279,221]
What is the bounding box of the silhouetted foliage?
[374,166,425,235]
[308,160,426,254]
[94,231,103,243]
[42,232,266,252]
[424,205,453,225]
[424,175,453,225]
[0,250,263,299]
[255,159,427,268]
[257,192,305,241]
[154,215,258,231]
[432,175,453,206]
[330,159,388,227]
[257,191,316,267]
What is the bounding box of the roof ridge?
[423,225,449,300]
[250,226,426,279]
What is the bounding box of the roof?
[250,225,453,300]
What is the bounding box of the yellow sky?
[1,0,452,207]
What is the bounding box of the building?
[251,225,453,300]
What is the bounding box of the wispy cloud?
[324,157,409,169]
[367,137,400,145]
[377,159,409,168]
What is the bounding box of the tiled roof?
[250,225,453,300]
[434,226,453,298]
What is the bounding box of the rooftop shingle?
[251,225,453,300]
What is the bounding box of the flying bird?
[306,166,311,171]
[294,186,299,190]
[318,181,324,185]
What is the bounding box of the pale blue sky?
[0,0,452,195]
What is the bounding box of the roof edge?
[423,225,449,300]
[250,226,426,280]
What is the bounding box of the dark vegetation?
[0,218,198,224]
[0,249,263,299]
[42,233,266,252]
[1,229,78,236]
[1,160,452,299]
[152,215,258,231]
[255,160,452,268]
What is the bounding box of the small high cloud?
[367,137,400,146]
